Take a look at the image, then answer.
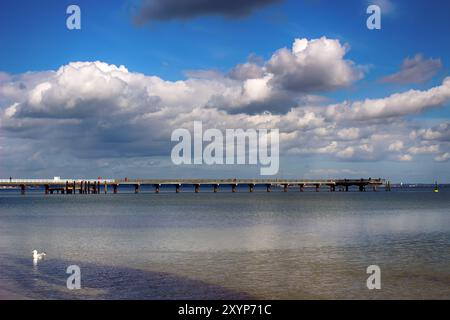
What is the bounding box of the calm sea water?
[0,187,449,299]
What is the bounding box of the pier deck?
[0,178,389,194]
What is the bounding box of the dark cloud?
[381,54,442,84]
[207,91,297,114]
[228,62,265,81]
[134,0,282,24]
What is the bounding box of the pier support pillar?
[65,181,69,194]
[299,184,304,192]
[232,184,237,193]
[113,184,118,194]
[249,184,255,193]
[315,184,320,192]
[345,185,349,192]
[104,182,107,194]
[155,184,160,194]
[194,184,200,193]
[373,185,377,192]
[176,184,181,193]
[134,184,140,194]
[283,184,288,192]
[20,184,26,195]
[45,185,49,195]
[266,184,271,192]
[359,185,365,192]
[213,184,219,193]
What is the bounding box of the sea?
[0,186,449,299]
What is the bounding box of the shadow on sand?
[0,254,252,300]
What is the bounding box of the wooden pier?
[0,178,389,194]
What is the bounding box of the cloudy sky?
[0,0,449,182]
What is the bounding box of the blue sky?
[1,0,449,82]
[0,0,449,182]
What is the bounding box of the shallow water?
[0,187,449,299]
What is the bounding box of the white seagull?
[32,250,46,262]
